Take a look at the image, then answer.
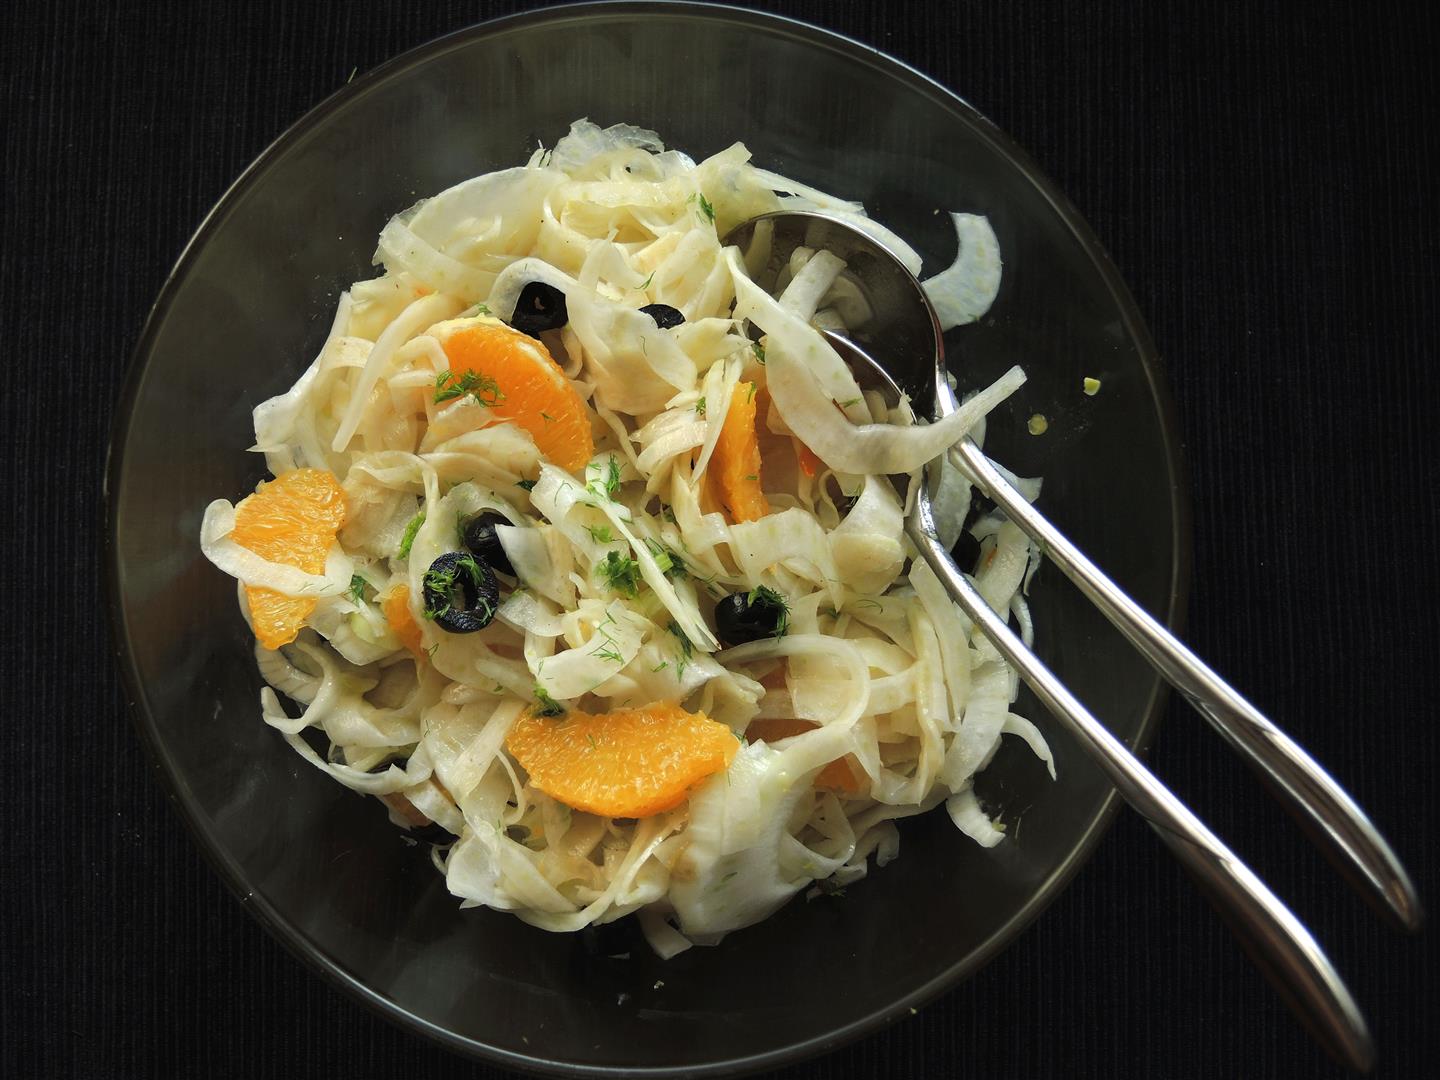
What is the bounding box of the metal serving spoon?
[724,210,1421,1070]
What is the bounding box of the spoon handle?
[906,515,1375,1072]
[950,436,1422,933]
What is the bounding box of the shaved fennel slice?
[923,212,1002,329]
[728,249,867,419]
[734,251,1026,474]
[261,687,434,794]
[638,907,693,959]
[727,508,842,607]
[779,249,846,321]
[946,788,1005,848]
[549,119,666,175]
[689,354,741,482]
[1002,713,1056,780]
[496,589,565,638]
[533,602,645,700]
[829,475,906,594]
[331,292,465,452]
[975,520,1031,613]
[404,166,565,255]
[668,729,857,935]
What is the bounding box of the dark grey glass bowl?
[106,4,1188,1075]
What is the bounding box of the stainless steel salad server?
[725,211,1422,1071]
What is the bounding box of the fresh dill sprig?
[348,574,368,605]
[586,524,614,544]
[694,396,706,416]
[696,193,716,224]
[748,584,790,639]
[596,550,641,596]
[751,340,766,365]
[434,368,505,407]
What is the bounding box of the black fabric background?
[3,1,1437,1077]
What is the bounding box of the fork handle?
[949,436,1422,933]
[907,517,1375,1072]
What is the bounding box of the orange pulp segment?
[231,468,348,650]
[708,380,770,522]
[506,703,739,818]
[743,717,862,793]
[382,584,425,659]
[434,317,593,473]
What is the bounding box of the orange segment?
[382,584,425,659]
[433,317,593,473]
[506,703,739,818]
[744,718,862,793]
[708,380,770,522]
[231,468,347,650]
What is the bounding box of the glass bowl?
[106,4,1188,1075]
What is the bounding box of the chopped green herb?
[748,584,790,639]
[651,660,669,672]
[596,551,642,596]
[838,397,861,408]
[348,574,368,605]
[603,455,623,497]
[398,510,426,559]
[421,553,492,622]
[424,642,441,661]
[751,340,766,365]
[745,382,758,403]
[694,396,706,417]
[586,524,614,543]
[639,270,655,291]
[515,479,537,491]
[592,641,624,664]
[696,193,716,224]
[532,685,566,717]
[434,368,505,407]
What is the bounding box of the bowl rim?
[104,3,1192,1076]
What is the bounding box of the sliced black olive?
[509,281,568,336]
[461,510,515,576]
[639,303,685,329]
[715,586,790,646]
[952,529,981,570]
[421,551,499,633]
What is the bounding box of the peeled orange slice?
[231,468,348,650]
[432,317,593,473]
[506,703,739,818]
[382,583,425,659]
[744,717,862,793]
[707,380,770,523]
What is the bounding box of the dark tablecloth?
[4,1,1436,1076]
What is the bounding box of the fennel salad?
[199,120,1052,956]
